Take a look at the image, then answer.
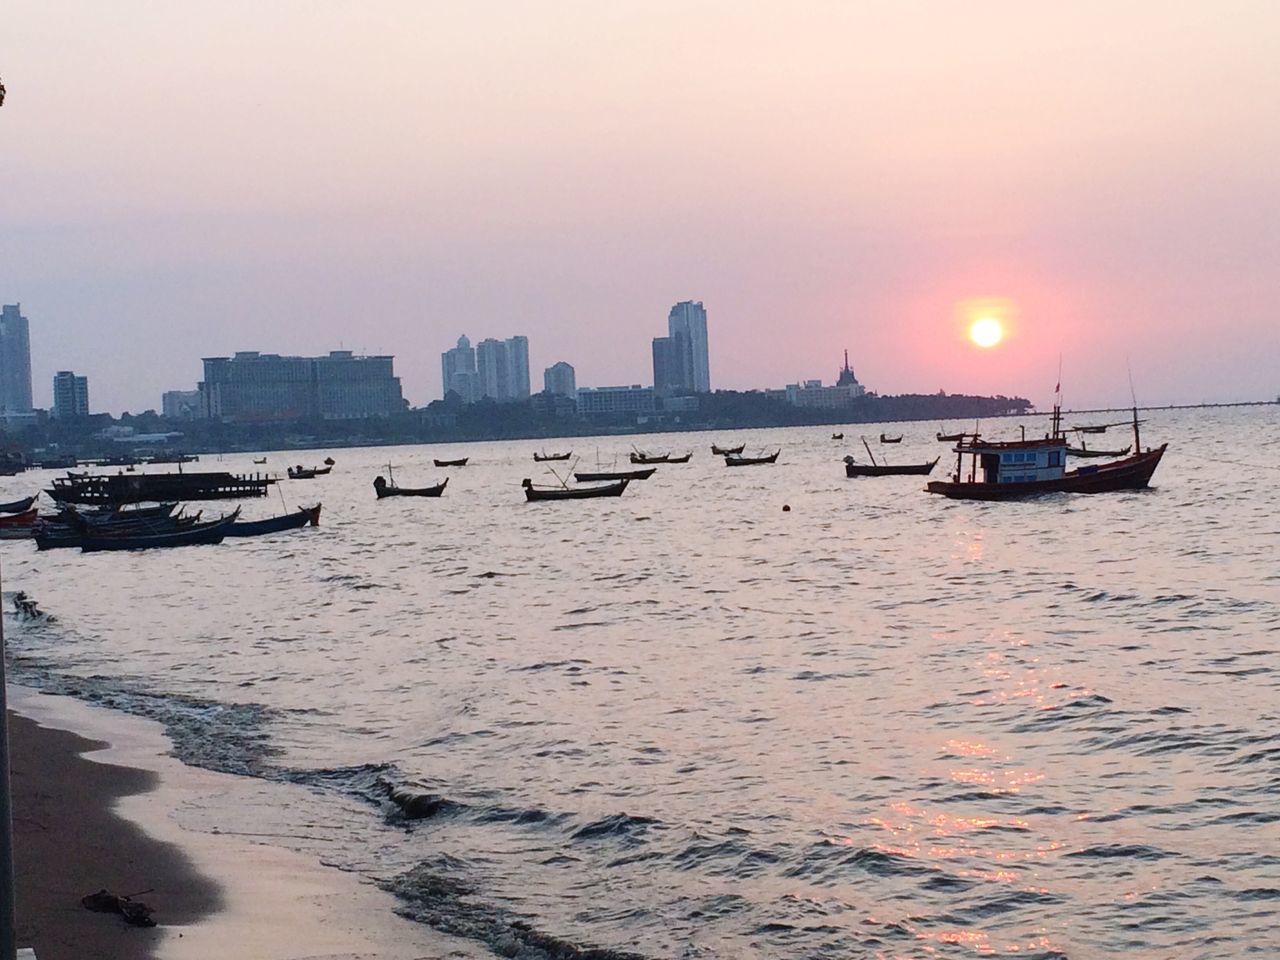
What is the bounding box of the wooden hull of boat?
[845,458,938,477]
[926,445,1167,500]
[724,453,779,466]
[879,436,903,444]
[665,454,691,463]
[287,467,331,479]
[574,468,655,482]
[711,445,744,456]
[434,458,469,467]
[937,433,965,442]
[79,512,239,551]
[0,508,37,527]
[376,480,448,498]
[1067,446,1131,458]
[629,454,668,464]
[524,479,629,501]
[533,453,572,462]
[0,495,36,514]
[224,505,320,537]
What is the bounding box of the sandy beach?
[8,686,488,960]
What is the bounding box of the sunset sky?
[3,1,1278,413]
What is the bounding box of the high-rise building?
[441,335,480,402]
[506,335,531,399]
[651,334,688,396]
[667,300,710,393]
[199,350,404,421]
[0,303,34,413]
[162,389,202,419]
[475,338,510,400]
[543,361,576,397]
[52,370,90,418]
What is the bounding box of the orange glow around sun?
[969,316,1004,348]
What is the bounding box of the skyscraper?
[475,338,510,400]
[505,335,531,399]
[441,335,480,403]
[52,370,90,418]
[651,334,688,396]
[199,350,404,421]
[0,303,34,413]
[667,300,710,393]
[543,361,576,397]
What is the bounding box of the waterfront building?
[543,361,576,397]
[506,336,531,399]
[162,389,202,419]
[651,334,688,396]
[666,300,711,393]
[199,350,404,421]
[441,335,480,403]
[0,303,34,413]
[51,370,89,418]
[475,338,510,401]
[576,385,656,416]
[835,350,865,395]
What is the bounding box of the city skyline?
[4,4,1280,414]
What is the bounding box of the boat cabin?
[954,437,1067,485]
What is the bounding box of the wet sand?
[8,687,488,960]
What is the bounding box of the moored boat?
[0,494,37,514]
[937,431,966,442]
[1067,444,1132,458]
[374,475,447,498]
[534,451,572,462]
[831,433,844,440]
[523,478,629,501]
[844,456,939,477]
[926,407,1165,500]
[287,465,332,479]
[710,443,745,456]
[224,504,321,537]
[79,510,240,551]
[880,434,903,444]
[573,467,656,482]
[724,451,780,466]
[434,457,469,467]
[47,471,272,505]
[630,451,670,464]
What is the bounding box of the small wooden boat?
[534,451,572,462]
[0,508,38,527]
[880,434,903,444]
[630,451,669,464]
[434,457,469,467]
[831,433,844,440]
[523,478,628,501]
[666,453,692,464]
[0,495,37,514]
[711,444,745,456]
[937,431,966,442]
[1067,444,1131,458]
[374,475,447,498]
[225,504,321,537]
[287,465,332,480]
[844,456,939,477]
[253,457,268,464]
[79,510,240,551]
[725,451,780,466]
[573,467,656,482]
[323,457,336,466]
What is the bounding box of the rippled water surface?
[6,408,1279,959]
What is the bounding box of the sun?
[969,316,1004,348]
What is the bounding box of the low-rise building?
[576,385,656,416]
[162,389,202,419]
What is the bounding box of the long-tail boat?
[374,475,447,498]
[0,495,36,514]
[831,433,844,440]
[534,451,572,462]
[573,467,656,482]
[47,471,272,505]
[630,451,670,464]
[926,406,1165,500]
[724,451,780,466]
[434,457,469,467]
[711,443,745,456]
[1067,444,1132,458]
[523,478,629,501]
[844,456,939,477]
[224,504,320,537]
[79,510,240,552]
[665,453,692,463]
[287,465,332,479]
[880,434,903,444]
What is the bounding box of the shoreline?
[7,684,488,960]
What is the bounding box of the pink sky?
[2,1,1278,412]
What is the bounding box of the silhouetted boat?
[937,431,966,442]
[534,451,572,462]
[287,465,331,479]
[725,451,780,466]
[666,453,692,463]
[253,457,267,464]
[0,495,36,514]
[880,434,903,444]
[523,478,628,501]
[711,444,744,456]
[47,471,272,505]
[323,457,336,466]
[434,457,469,467]
[1067,444,1131,458]
[630,451,669,464]
[573,467,656,482]
[374,475,447,498]
[831,433,844,440]
[79,510,240,551]
[844,456,939,477]
[927,407,1165,500]
[225,504,321,537]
